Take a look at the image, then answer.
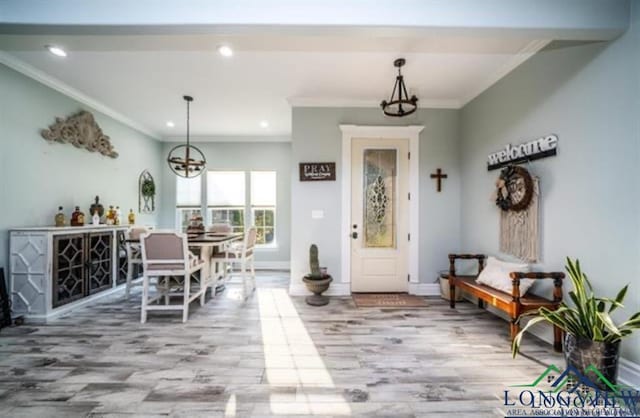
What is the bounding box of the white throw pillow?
[476,256,534,295]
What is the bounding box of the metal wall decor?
[380,58,418,117]
[41,110,118,158]
[487,134,558,171]
[138,170,156,213]
[167,95,206,178]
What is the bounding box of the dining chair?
[211,227,257,299]
[125,226,149,298]
[139,231,205,323]
[207,222,233,281]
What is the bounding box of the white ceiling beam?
[0,0,629,41]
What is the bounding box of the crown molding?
[0,51,160,140]
[288,97,461,109]
[460,39,551,107]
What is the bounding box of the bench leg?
[553,325,563,352]
[510,319,520,341]
[449,284,456,308]
[478,299,485,309]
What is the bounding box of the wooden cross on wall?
[430,168,448,192]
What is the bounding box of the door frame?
[339,124,423,294]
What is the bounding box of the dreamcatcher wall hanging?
[492,165,539,262]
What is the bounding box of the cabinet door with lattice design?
[52,234,86,308]
[87,232,113,295]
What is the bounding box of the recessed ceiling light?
[166,121,175,128]
[217,45,233,57]
[45,45,67,57]
[260,120,269,128]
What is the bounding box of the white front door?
[350,138,409,293]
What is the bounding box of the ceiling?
[0,33,549,140]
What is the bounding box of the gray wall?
[158,141,291,263]
[0,63,163,270]
[460,5,640,361]
[290,107,461,291]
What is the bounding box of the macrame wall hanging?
[493,165,539,262]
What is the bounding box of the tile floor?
[0,273,561,417]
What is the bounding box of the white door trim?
[339,124,423,293]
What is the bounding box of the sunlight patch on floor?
[256,288,352,416]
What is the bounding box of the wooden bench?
[447,254,565,352]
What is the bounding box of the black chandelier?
[380,58,418,117]
[167,95,206,178]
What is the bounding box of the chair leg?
[164,277,170,305]
[200,270,206,306]
[250,256,256,293]
[182,274,190,323]
[510,319,520,341]
[449,284,456,308]
[553,325,563,352]
[126,261,133,299]
[141,275,149,324]
[241,261,248,300]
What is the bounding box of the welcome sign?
[487,134,558,171]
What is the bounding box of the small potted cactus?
[303,244,333,306]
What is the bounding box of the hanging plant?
[141,179,155,197]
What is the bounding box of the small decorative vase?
[89,196,104,219]
[115,206,122,225]
[55,206,66,227]
[70,206,85,226]
[564,333,621,391]
[303,275,332,306]
[128,209,135,225]
[92,211,100,226]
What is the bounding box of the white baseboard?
[619,358,640,387]
[289,282,351,296]
[254,261,290,270]
[408,283,440,296]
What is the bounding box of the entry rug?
[352,293,428,308]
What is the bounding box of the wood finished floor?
[0,273,562,418]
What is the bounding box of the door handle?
[351,231,358,239]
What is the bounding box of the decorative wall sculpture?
[138,170,156,214]
[41,110,118,158]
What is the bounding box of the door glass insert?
[363,149,396,248]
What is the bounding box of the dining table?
[127,231,243,296]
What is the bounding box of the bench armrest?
[509,272,564,302]
[448,254,486,277]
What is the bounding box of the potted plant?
[303,244,332,306]
[512,257,640,389]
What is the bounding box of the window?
[207,171,246,233]
[251,171,276,246]
[176,175,202,232]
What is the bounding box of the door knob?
[351,231,358,239]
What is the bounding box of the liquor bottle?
[92,210,100,226]
[71,206,85,226]
[115,206,122,225]
[128,209,135,225]
[106,206,115,225]
[55,206,66,227]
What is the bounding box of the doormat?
[352,293,428,308]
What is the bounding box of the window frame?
[251,206,277,248]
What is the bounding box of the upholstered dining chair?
[211,227,257,299]
[207,222,234,282]
[139,231,205,323]
[125,226,149,298]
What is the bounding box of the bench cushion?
[476,256,534,295]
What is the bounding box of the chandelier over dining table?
[167,95,206,178]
